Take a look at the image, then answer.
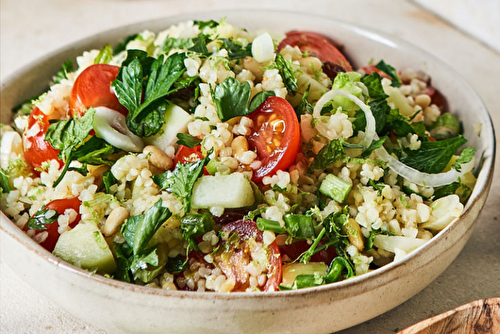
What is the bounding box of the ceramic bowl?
[0,10,495,334]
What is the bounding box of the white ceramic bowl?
[0,10,495,334]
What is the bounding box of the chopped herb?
[165,255,188,274]
[400,135,467,174]
[113,52,188,137]
[194,19,219,30]
[452,147,476,172]
[176,133,202,148]
[375,60,401,87]
[221,38,253,60]
[94,44,113,64]
[324,257,354,283]
[283,214,315,239]
[26,208,60,231]
[433,182,461,199]
[368,179,386,196]
[295,85,313,117]
[309,138,345,171]
[364,229,394,251]
[53,59,73,84]
[212,76,275,122]
[181,213,215,252]
[256,218,284,234]
[152,151,210,212]
[101,170,118,194]
[0,169,11,193]
[361,138,386,159]
[402,185,430,201]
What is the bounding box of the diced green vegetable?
[319,174,352,203]
[430,113,461,140]
[191,173,255,209]
[283,214,315,239]
[256,218,284,234]
[324,257,354,283]
[53,223,116,274]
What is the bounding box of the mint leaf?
[176,133,201,148]
[452,147,476,172]
[274,53,298,93]
[72,136,116,165]
[27,208,60,231]
[309,139,345,171]
[94,44,113,64]
[101,170,118,194]
[375,60,401,87]
[361,138,386,159]
[400,135,467,173]
[248,90,275,112]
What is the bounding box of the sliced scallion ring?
[251,32,275,63]
[313,89,376,148]
[92,107,144,152]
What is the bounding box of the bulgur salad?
[0,19,478,292]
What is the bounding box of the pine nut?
[415,94,431,109]
[103,207,129,236]
[243,56,264,82]
[231,136,249,158]
[143,145,173,171]
[345,218,364,252]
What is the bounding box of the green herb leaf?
[152,152,210,212]
[113,53,188,137]
[71,136,117,165]
[101,170,118,194]
[452,147,476,172]
[309,139,345,171]
[375,60,401,87]
[400,135,467,173]
[433,182,461,199]
[0,169,11,193]
[180,213,215,252]
[212,77,275,122]
[361,72,387,99]
[165,255,189,274]
[361,138,386,159]
[256,218,285,234]
[221,38,253,60]
[53,59,73,84]
[284,214,315,239]
[26,208,60,231]
[176,133,202,148]
[123,199,172,255]
[295,85,313,118]
[274,53,298,93]
[402,185,430,201]
[94,44,113,64]
[291,273,325,289]
[194,20,219,30]
[368,179,386,196]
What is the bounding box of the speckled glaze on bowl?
[0,10,495,334]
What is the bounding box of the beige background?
[1,0,499,333]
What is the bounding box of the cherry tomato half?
[23,107,62,172]
[69,64,127,117]
[214,220,282,291]
[247,96,300,183]
[278,31,352,71]
[23,198,82,252]
[173,145,210,175]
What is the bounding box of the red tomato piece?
[280,239,337,264]
[69,64,127,116]
[23,198,82,252]
[247,96,300,183]
[278,31,352,71]
[213,219,282,291]
[173,145,209,175]
[23,107,62,172]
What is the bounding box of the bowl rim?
[0,8,496,301]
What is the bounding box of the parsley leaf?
[101,170,118,194]
[27,208,60,231]
[180,213,215,252]
[361,72,391,133]
[375,60,401,87]
[94,44,113,64]
[194,20,219,30]
[295,85,313,117]
[309,139,345,171]
[152,152,211,212]
[221,38,252,60]
[122,199,172,255]
[274,53,298,93]
[452,147,476,172]
[176,133,202,148]
[212,77,275,122]
[0,169,11,193]
[361,138,386,159]
[433,182,461,199]
[400,135,467,173]
[113,52,188,137]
